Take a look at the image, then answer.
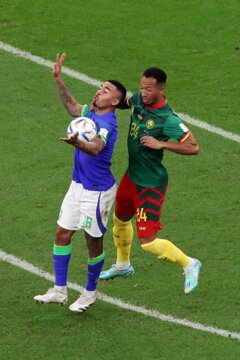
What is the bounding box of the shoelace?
[78,291,95,302]
[79,293,89,301]
[111,264,129,271]
[183,267,195,276]
[47,288,55,293]
[47,287,66,295]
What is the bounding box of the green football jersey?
[127,91,190,187]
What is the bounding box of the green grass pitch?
[0,1,240,359]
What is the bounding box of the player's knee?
[85,232,103,258]
[113,212,133,223]
[55,226,72,245]
[113,213,133,247]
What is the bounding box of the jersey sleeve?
[163,114,190,142]
[96,121,113,143]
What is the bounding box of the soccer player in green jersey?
[100,67,202,294]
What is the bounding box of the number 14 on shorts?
[137,208,147,222]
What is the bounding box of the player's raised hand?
[52,53,66,78]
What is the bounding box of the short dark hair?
[108,80,127,108]
[143,67,167,84]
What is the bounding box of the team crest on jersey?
[99,128,109,142]
[146,119,154,129]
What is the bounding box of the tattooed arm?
[53,53,82,117]
[60,132,106,156]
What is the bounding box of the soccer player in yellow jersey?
[100,67,202,294]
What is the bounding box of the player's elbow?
[67,104,82,117]
[192,143,200,155]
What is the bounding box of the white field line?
[0,249,240,341]
[0,41,240,144]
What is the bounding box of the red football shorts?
[115,172,168,238]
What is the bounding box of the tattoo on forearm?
[74,137,105,156]
[57,82,82,117]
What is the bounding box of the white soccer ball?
[67,117,97,141]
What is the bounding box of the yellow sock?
[113,213,134,263]
[141,238,190,268]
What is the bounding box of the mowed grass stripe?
[0,40,239,144]
[1,249,239,342]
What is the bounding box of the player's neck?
[145,96,166,109]
[96,107,115,115]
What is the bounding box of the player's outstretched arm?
[140,133,200,155]
[53,53,82,117]
[60,133,106,156]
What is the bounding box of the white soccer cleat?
[34,287,68,304]
[184,259,202,294]
[69,289,96,313]
[99,264,134,280]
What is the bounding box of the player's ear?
[158,83,165,91]
[112,98,120,107]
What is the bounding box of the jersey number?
[137,208,147,222]
[130,122,139,139]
